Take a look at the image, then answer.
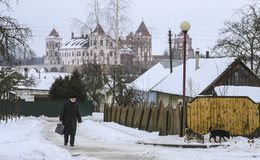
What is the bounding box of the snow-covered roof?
[131,60,182,92]
[60,38,88,49]
[17,71,71,91]
[120,45,132,54]
[151,57,235,97]
[214,86,260,103]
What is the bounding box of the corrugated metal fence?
[187,96,259,136]
[0,97,93,120]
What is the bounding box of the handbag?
[55,123,65,135]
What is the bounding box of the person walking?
[60,95,82,147]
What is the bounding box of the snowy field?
[1,113,260,160]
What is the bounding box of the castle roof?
[48,28,60,37]
[135,21,151,36]
[60,38,88,49]
[92,24,105,35]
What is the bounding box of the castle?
[44,21,153,71]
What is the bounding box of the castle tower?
[133,21,152,63]
[44,28,62,65]
[173,32,194,60]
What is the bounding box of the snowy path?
[41,116,159,160]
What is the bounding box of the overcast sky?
[8,0,250,57]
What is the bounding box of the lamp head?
[180,21,191,32]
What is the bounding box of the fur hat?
[69,95,77,99]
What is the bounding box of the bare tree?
[105,0,130,106]
[0,0,35,95]
[213,0,260,75]
[0,0,33,66]
[186,78,200,98]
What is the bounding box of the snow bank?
[0,117,73,160]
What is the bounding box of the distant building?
[44,21,152,72]
[173,32,194,60]
[44,28,62,65]
[59,33,88,66]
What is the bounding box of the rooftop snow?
[17,71,71,90]
[60,38,88,49]
[214,86,260,103]
[131,60,182,92]
[151,57,235,97]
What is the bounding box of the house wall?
[156,92,182,108]
[15,89,49,102]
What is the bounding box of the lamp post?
[180,21,191,137]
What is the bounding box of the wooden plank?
[167,106,174,135]
[119,107,128,125]
[147,104,158,132]
[132,107,144,129]
[159,105,168,136]
[111,106,116,122]
[115,107,122,123]
[139,106,151,131]
[126,107,134,127]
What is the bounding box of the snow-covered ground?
[1,113,260,160]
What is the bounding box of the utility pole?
[168,29,173,73]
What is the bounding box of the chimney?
[71,32,74,39]
[81,34,84,38]
[206,51,209,58]
[195,51,199,70]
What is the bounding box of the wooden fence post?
[132,106,144,129]
[115,106,122,123]
[126,106,135,127]
[139,104,151,131]
[147,103,158,132]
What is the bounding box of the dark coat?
[59,100,82,135]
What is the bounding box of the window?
[86,52,89,56]
[106,40,109,46]
[55,52,57,56]
[100,40,103,46]
[77,59,79,64]
[91,50,93,56]
[110,42,113,46]
[100,50,104,56]
[94,40,97,46]
[72,52,74,56]
[55,43,59,48]
[110,51,113,57]
[46,52,48,56]
[72,60,74,65]
[82,52,85,56]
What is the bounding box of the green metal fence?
[20,100,93,117]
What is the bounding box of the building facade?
[173,32,194,60]
[44,29,62,65]
[44,22,152,69]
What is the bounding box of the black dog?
[209,126,230,143]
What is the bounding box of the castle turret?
[44,28,62,64]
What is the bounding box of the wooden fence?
[104,103,181,135]
[187,96,260,136]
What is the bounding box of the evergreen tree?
[49,69,87,101]
[48,76,66,101]
[69,68,87,101]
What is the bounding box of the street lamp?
[180,21,191,137]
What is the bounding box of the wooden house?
[151,58,260,107]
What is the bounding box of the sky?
[6,0,250,57]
